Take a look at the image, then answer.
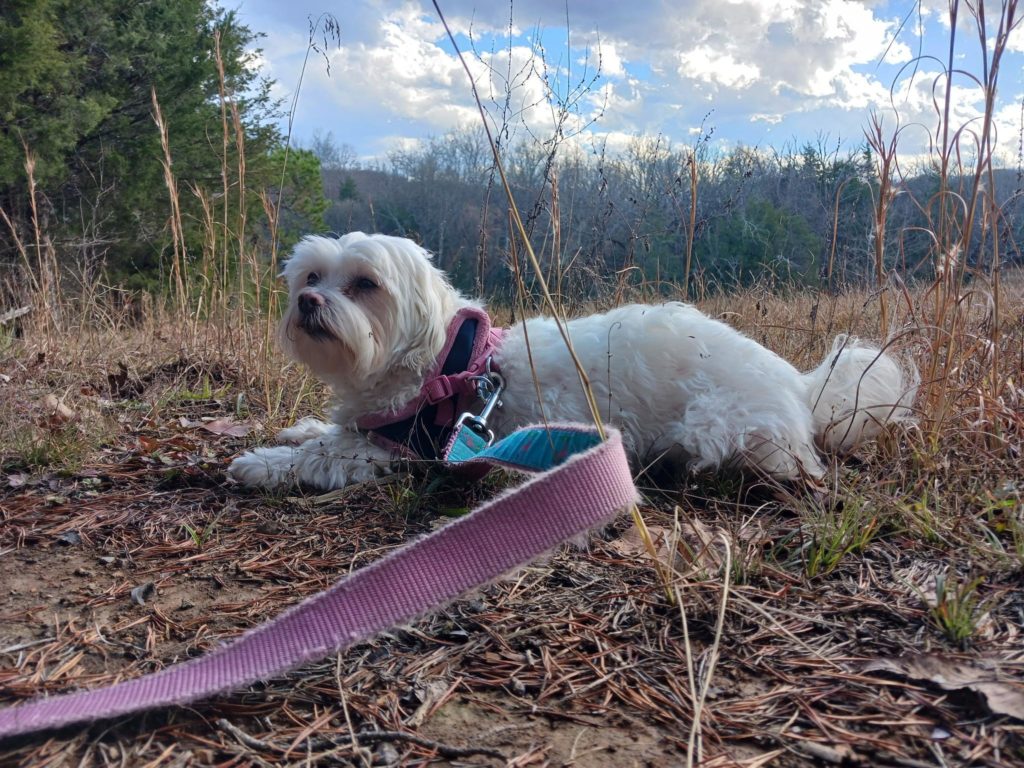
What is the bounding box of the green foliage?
[270,148,330,246]
[1,0,328,292]
[338,175,360,201]
[4,413,117,473]
[926,571,990,647]
[697,198,823,286]
[0,0,108,187]
[800,498,881,578]
[182,509,225,551]
[6,424,84,471]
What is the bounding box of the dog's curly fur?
[228,232,916,491]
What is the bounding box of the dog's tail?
[802,336,918,453]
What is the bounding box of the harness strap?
[356,307,504,460]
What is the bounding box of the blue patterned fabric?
[446,425,602,473]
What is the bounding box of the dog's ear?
[279,235,330,283]
[394,241,453,373]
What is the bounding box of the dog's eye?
[306,272,320,287]
[353,277,378,291]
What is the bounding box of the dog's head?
[279,233,463,395]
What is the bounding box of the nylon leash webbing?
[0,424,638,740]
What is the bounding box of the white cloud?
[829,70,893,111]
[990,99,1024,165]
[234,0,1023,164]
[589,40,625,78]
[678,46,761,90]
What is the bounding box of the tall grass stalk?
[151,87,189,320]
[25,149,63,345]
[864,112,898,335]
[147,26,294,402]
[213,29,235,334]
[868,1,1019,461]
[930,2,1017,449]
[683,151,698,300]
[432,0,672,600]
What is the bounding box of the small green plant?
[164,374,230,404]
[900,490,946,545]
[181,510,225,551]
[9,426,77,470]
[1010,514,1024,565]
[182,522,205,549]
[726,519,772,586]
[376,474,422,520]
[979,495,1024,566]
[0,325,15,356]
[926,571,989,647]
[4,416,114,473]
[801,497,880,578]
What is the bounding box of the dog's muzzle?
[296,290,335,341]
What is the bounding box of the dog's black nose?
[298,290,324,315]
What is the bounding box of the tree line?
[3,2,1020,303]
[317,127,1024,298]
[1,0,326,294]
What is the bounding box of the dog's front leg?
[228,426,392,491]
[275,416,334,444]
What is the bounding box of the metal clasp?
[453,367,504,447]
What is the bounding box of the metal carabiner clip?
[454,370,504,447]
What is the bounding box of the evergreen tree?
[0,0,326,285]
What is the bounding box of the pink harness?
[355,307,505,459]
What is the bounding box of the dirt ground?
[2,360,1023,767]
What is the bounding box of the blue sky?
[229,1,1024,165]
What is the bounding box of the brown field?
[3,3,1024,763]
[1,274,1022,767]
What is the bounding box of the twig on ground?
[0,306,30,325]
[354,731,506,761]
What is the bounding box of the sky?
[229,0,1024,166]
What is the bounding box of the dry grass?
[1,276,1022,766]
[2,3,1023,764]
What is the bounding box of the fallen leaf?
[41,393,75,424]
[864,655,1024,721]
[138,435,161,453]
[608,524,675,561]
[200,418,255,437]
[130,582,156,606]
[608,516,726,575]
[56,530,82,546]
[6,472,28,488]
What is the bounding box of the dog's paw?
[276,417,333,444]
[228,447,297,489]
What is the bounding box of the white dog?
[228,232,915,491]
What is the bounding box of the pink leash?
[0,425,637,739]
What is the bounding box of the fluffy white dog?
[228,232,915,491]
